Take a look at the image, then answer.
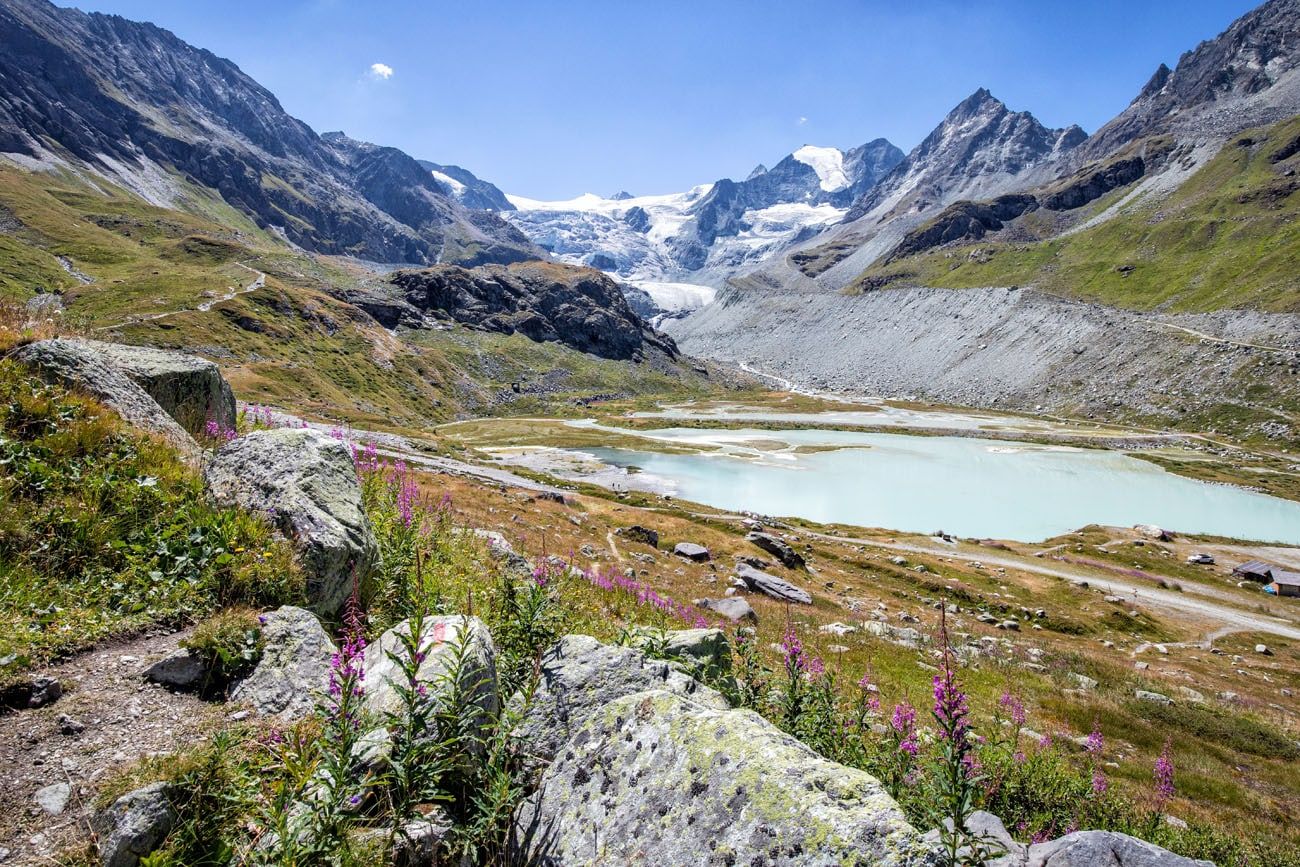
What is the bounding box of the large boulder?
[736,562,812,604]
[12,338,199,462]
[205,429,378,614]
[516,690,935,866]
[673,542,711,562]
[629,627,732,681]
[362,615,499,726]
[696,596,758,623]
[746,531,806,570]
[93,782,177,867]
[231,606,336,721]
[1019,830,1213,867]
[513,635,728,765]
[87,340,236,434]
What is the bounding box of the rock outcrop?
[516,689,935,866]
[205,430,378,615]
[12,339,200,462]
[513,635,728,766]
[86,340,236,433]
[231,606,336,721]
[387,261,677,362]
[1007,830,1214,867]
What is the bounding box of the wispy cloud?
[368,62,394,81]
[797,116,808,126]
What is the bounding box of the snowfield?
[792,145,849,192]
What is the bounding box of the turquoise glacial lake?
[565,426,1300,543]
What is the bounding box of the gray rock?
[736,562,812,604]
[205,429,378,615]
[87,340,235,434]
[516,690,935,866]
[630,627,732,680]
[924,810,1024,863]
[1135,689,1173,705]
[1067,673,1098,691]
[232,606,335,721]
[12,339,199,462]
[390,812,453,867]
[363,615,499,728]
[673,541,711,561]
[695,596,758,623]
[1023,830,1213,866]
[1134,524,1171,541]
[513,635,728,765]
[34,782,71,816]
[746,531,806,570]
[93,782,177,867]
[142,648,207,691]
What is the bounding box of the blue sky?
[67,0,1259,199]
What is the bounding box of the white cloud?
[797,116,808,126]
[369,62,394,81]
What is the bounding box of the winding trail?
[94,262,265,332]
[1150,321,1296,356]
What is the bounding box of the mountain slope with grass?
[0,0,539,267]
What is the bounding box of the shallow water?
[550,425,1300,543]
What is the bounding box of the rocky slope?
[0,0,538,266]
[415,159,516,212]
[376,261,680,362]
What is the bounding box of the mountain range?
[1,0,1299,447]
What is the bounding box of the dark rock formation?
[389,261,678,361]
[884,194,1038,262]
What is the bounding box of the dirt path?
[1150,321,1296,356]
[804,530,1300,641]
[0,630,228,864]
[93,262,265,333]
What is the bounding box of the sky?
[65,0,1261,199]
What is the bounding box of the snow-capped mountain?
[501,139,902,293]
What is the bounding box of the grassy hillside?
[852,115,1300,313]
[0,165,725,433]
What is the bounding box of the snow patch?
[792,145,849,192]
[625,280,717,312]
[430,170,465,196]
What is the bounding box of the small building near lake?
[1267,570,1300,598]
[1233,560,1277,583]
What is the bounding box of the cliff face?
[388,262,678,362]
[0,0,540,266]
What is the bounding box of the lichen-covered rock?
[736,562,812,604]
[514,635,728,765]
[363,615,499,725]
[232,606,336,721]
[1021,830,1213,867]
[12,338,200,462]
[83,340,236,434]
[630,627,732,681]
[746,531,806,570]
[93,782,177,867]
[205,429,378,614]
[517,690,936,866]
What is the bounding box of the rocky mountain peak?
[844,89,1082,223]
[1084,0,1300,157]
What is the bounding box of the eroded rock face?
[93,782,177,867]
[517,690,936,866]
[231,606,336,721]
[513,635,728,766]
[12,339,199,462]
[87,340,236,433]
[205,429,378,614]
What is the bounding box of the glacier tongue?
[792,145,849,191]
